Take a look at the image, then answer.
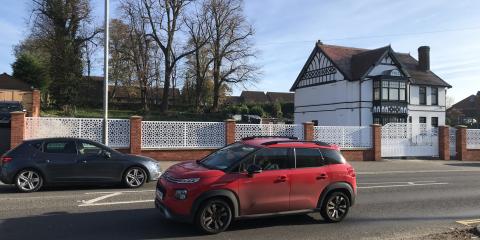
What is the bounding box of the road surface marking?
[359,181,436,185]
[78,200,154,207]
[84,190,155,195]
[79,190,155,207]
[358,181,448,189]
[456,219,480,226]
[80,192,122,206]
[358,169,480,175]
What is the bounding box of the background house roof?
[240,91,270,104]
[266,92,294,103]
[0,73,33,91]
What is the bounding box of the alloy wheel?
[326,195,348,220]
[125,168,146,187]
[16,170,41,192]
[201,201,231,233]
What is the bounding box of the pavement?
[1,160,480,240]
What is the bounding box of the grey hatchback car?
[0,138,162,192]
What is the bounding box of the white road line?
[79,200,154,207]
[358,182,448,189]
[358,169,480,175]
[84,190,155,195]
[80,192,122,205]
[456,219,480,226]
[359,181,436,185]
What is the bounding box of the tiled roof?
[0,73,33,91]
[292,43,452,90]
[240,91,269,104]
[266,92,294,103]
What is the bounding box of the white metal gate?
[381,123,439,157]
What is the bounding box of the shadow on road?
[0,209,325,240]
[444,162,480,168]
[0,182,157,194]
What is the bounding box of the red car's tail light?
[1,156,13,163]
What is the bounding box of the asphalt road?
[1,160,480,240]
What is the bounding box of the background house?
[225,91,294,105]
[0,73,39,116]
[447,91,480,127]
[291,42,451,126]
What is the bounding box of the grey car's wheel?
[196,199,232,234]
[320,192,350,223]
[15,169,43,193]
[124,167,147,188]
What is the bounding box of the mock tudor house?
[291,41,452,126]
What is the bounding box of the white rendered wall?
[294,80,373,126]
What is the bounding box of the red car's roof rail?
[241,136,298,141]
[261,140,332,147]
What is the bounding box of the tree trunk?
[161,62,171,112]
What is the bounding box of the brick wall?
[456,125,480,161]
[10,111,25,149]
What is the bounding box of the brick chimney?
[418,46,430,71]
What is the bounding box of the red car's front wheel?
[195,198,232,234]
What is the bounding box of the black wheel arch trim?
[191,189,240,219]
[317,182,355,208]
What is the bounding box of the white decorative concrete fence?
[467,129,480,149]
[314,126,372,149]
[235,124,304,141]
[24,117,130,148]
[141,121,226,149]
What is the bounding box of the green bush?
[249,105,264,117]
[239,104,249,115]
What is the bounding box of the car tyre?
[15,169,43,193]
[123,167,147,188]
[320,191,350,223]
[195,198,232,234]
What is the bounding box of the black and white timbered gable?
[291,48,345,90]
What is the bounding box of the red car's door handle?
[316,174,327,180]
[277,176,288,182]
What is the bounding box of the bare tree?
[205,0,258,112]
[120,0,158,111]
[184,2,213,112]
[142,0,198,112]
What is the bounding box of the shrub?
[249,105,264,117]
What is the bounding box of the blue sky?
[1,0,479,103]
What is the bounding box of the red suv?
[155,136,357,234]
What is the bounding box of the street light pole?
[103,0,109,145]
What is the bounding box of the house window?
[408,116,412,123]
[399,82,406,101]
[374,81,380,100]
[382,81,389,100]
[419,87,426,105]
[431,88,438,105]
[419,117,427,124]
[431,117,438,127]
[389,81,399,101]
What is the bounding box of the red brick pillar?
[456,125,467,161]
[303,122,314,141]
[10,111,26,149]
[130,116,143,155]
[225,119,236,144]
[438,126,450,160]
[371,124,382,161]
[31,89,41,117]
